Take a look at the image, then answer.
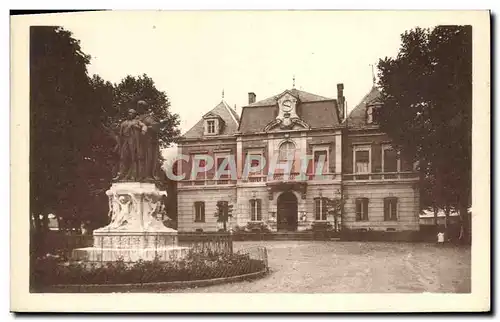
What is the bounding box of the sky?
[52,11,453,129]
[29,10,470,159]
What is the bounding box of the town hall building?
[174,83,420,234]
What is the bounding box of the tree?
[377,25,472,242]
[30,26,96,231]
[214,201,233,232]
[30,27,182,233]
[109,74,180,150]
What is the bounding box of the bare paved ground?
[171,241,471,293]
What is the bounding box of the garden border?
[36,268,269,293]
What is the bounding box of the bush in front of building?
[30,250,266,290]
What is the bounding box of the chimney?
[337,83,345,120]
[248,92,256,105]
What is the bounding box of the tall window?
[194,201,205,222]
[250,199,262,221]
[193,155,207,182]
[246,151,264,177]
[354,145,370,179]
[355,198,369,221]
[384,197,398,221]
[215,154,230,179]
[314,197,327,220]
[279,141,296,163]
[382,145,399,178]
[207,120,216,134]
[313,150,328,175]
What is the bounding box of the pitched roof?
[248,88,332,107]
[182,100,240,139]
[345,86,381,128]
[238,89,340,134]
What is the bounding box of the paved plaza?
[171,240,471,293]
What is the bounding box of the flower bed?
[31,250,267,290]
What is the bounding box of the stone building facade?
[174,84,420,233]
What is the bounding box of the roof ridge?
[221,100,239,125]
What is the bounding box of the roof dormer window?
[207,120,216,134]
[367,104,381,125]
[203,113,223,136]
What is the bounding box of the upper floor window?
[367,105,380,124]
[203,117,220,135]
[367,106,374,124]
[245,149,264,175]
[384,197,398,221]
[193,155,208,181]
[250,199,262,221]
[279,141,296,163]
[382,144,400,179]
[215,154,230,179]
[353,145,371,176]
[194,201,205,222]
[355,198,369,221]
[207,120,216,134]
[313,149,329,174]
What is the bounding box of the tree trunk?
[459,202,470,244]
[223,220,227,232]
[433,206,438,227]
[444,205,450,241]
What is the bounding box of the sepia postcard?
[10,10,490,313]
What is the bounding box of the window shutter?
[250,200,255,221]
[257,199,262,221]
[384,198,389,221]
[355,199,361,221]
[201,202,205,221]
[321,198,327,220]
[315,198,320,220]
[364,198,369,220]
[391,198,397,220]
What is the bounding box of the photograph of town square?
[27,11,473,295]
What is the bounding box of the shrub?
[244,222,271,233]
[31,250,266,289]
[311,221,333,232]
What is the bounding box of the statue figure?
[136,100,162,182]
[113,109,145,181]
[108,100,168,183]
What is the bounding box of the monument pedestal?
[72,182,189,262]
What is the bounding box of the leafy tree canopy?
[377,25,471,240]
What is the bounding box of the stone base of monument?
[72,245,190,262]
[72,182,190,262]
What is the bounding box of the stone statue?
[113,108,144,182]
[136,100,162,182]
[113,100,164,183]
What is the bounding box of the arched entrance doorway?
[277,191,298,231]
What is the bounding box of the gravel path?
[170,241,470,293]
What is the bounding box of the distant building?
[174,83,420,234]
[419,210,461,226]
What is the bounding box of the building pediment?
[203,112,222,120]
[262,90,310,132]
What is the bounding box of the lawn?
[170,240,470,293]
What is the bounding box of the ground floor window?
[355,198,369,221]
[194,201,205,222]
[384,197,398,221]
[314,197,327,220]
[250,199,262,221]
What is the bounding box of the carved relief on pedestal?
[95,182,175,233]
